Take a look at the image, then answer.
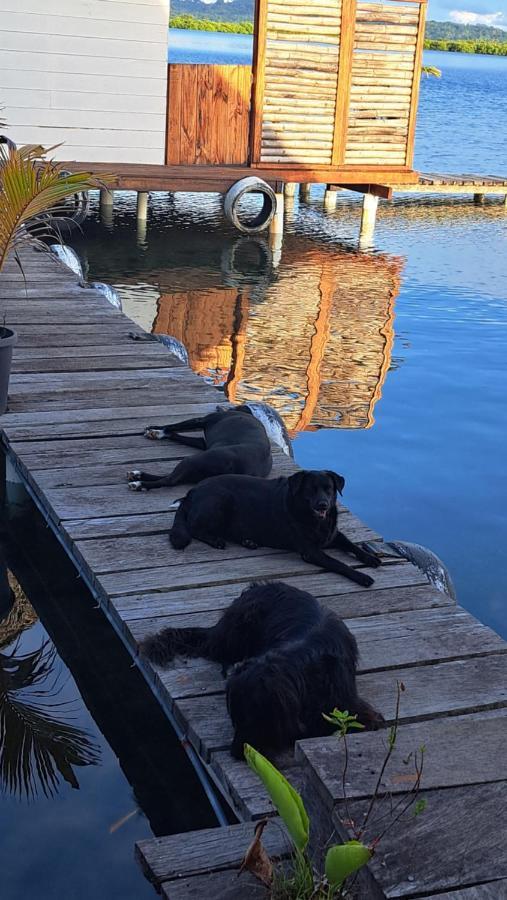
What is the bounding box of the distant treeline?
[425,20,507,43]
[170,14,253,33]
[424,39,507,56]
[169,11,507,55]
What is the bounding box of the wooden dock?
[1,249,506,899]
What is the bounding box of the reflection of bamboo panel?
[150,242,402,432]
[313,255,398,428]
[236,258,323,429]
[235,247,400,431]
[154,289,238,384]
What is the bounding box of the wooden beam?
[61,161,416,191]
[405,0,427,168]
[330,182,393,199]
[249,0,268,164]
[332,0,357,165]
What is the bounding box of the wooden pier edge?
[1,248,506,899]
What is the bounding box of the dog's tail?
[140,627,210,667]
[169,499,191,549]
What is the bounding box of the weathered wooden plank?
[98,554,417,600]
[297,709,507,805]
[160,869,269,900]
[6,389,215,414]
[4,397,222,439]
[210,751,304,821]
[14,327,143,347]
[349,606,506,671]
[111,576,438,631]
[8,367,197,388]
[2,401,219,430]
[11,354,183,374]
[418,884,507,900]
[135,821,290,886]
[6,427,219,468]
[97,552,390,600]
[2,311,126,325]
[0,289,114,301]
[13,343,177,362]
[342,782,507,897]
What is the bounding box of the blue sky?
[428,0,507,28]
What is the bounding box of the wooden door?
[166,64,252,165]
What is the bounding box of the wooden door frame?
[249,0,268,164]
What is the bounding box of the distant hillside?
[170,0,254,23]
[425,20,507,42]
[169,4,507,42]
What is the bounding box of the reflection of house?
[153,238,401,431]
[155,288,241,386]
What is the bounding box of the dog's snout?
[315,500,329,511]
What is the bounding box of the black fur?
[128,406,272,490]
[169,469,381,587]
[140,582,384,758]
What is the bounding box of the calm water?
[68,47,507,642]
[0,476,216,900]
[4,43,506,900]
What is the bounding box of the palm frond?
[0,143,112,272]
[0,640,100,800]
[422,65,442,78]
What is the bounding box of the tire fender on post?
[224,177,277,234]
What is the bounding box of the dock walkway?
[1,249,506,899]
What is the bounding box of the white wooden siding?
[0,0,169,164]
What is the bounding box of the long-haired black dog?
[127,405,272,491]
[140,581,384,759]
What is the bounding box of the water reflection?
[0,639,100,800]
[0,558,100,801]
[73,215,403,433]
[152,239,401,431]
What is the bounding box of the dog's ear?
[288,470,307,496]
[327,471,345,496]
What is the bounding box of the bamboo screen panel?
[260,0,342,164]
[345,1,421,165]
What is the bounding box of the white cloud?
[449,9,505,26]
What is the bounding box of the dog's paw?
[128,480,145,492]
[357,571,375,588]
[362,552,382,569]
[126,469,141,482]
[209,537,226,549]
[144,426,165,440]
[241,539,259,550]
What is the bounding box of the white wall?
[0,0,170,163]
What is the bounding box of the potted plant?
[0,128,109,413]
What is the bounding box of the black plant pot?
[0,326,17,414]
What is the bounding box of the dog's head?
[227,655,306,760]
[287,470,344,522]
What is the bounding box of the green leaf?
[244,744,309,851]
[325,841,372,888]
[322,708,365,737]
[414,799,427,817]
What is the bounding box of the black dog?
[140,582,384,758]
[127,406,272,491]
[169,469,381,587]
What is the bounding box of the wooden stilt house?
[1,0,427,191]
